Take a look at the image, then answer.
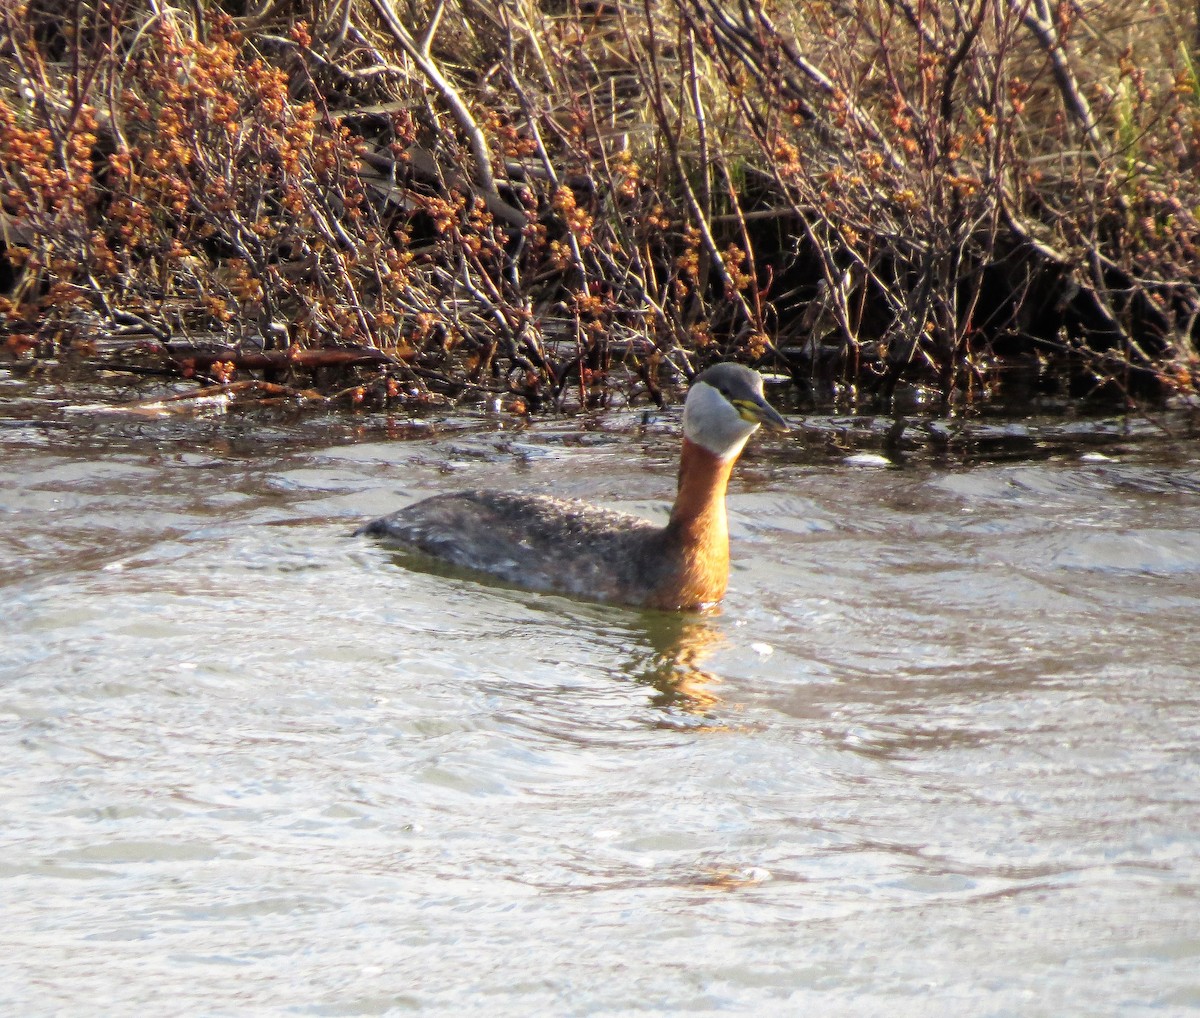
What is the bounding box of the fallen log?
[166,344,398,376]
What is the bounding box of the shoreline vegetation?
[1,0,1198,414]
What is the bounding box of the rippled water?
[3,376,1199,1016]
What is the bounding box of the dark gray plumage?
[355,490,681,604]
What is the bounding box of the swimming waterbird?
[357,363,788,609]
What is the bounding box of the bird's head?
[682,363,789,459]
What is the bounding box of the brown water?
[3,372,1199,1016]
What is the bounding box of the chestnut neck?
[668,438,737,540]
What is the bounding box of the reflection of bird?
[357,364,788,610]
[632,612,731,714]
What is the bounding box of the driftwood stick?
[168,345,397,373]
[157,379,323,402]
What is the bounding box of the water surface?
[3,376,1199,1015]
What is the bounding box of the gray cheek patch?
[682,382,757,459]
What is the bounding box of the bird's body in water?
[357,363,788,610]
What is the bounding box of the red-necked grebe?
[356,363,788,610]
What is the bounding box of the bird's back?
[357,490,681,607]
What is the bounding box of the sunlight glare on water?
[2,388,1199,1016]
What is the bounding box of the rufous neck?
[669,437,737,535]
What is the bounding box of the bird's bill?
[735,397,789,433]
